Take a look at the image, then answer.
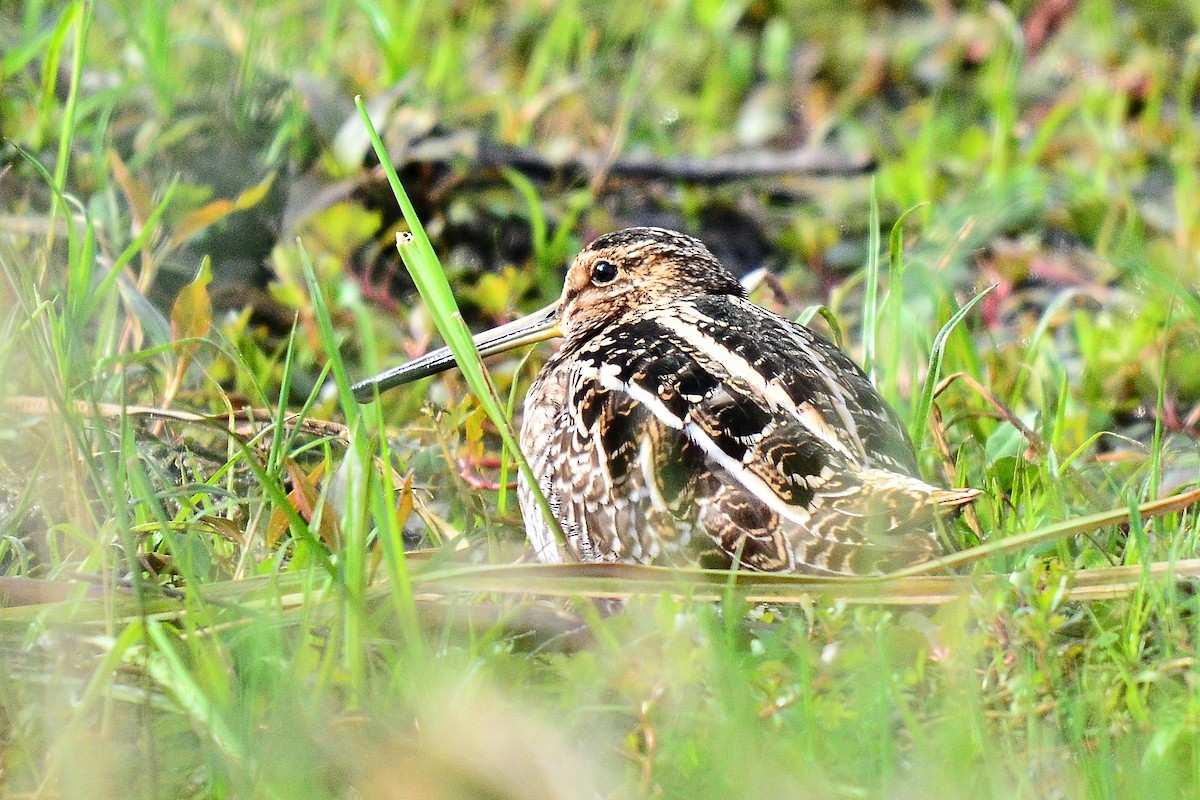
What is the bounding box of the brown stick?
[388,131,876,185]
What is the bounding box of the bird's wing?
[563,310,974,575]
[669,295,923,477]
[681,381,971,574]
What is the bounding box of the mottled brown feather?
[515,227,981,576]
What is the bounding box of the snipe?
[354,227,980,576]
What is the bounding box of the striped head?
[557,228,747,341]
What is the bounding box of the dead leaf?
[395,472,414,531]
[109,149,153,228]
[169,171,276,249]
[267,458,341,548]
[170,259,213,361]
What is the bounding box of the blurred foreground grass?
[2,1,1200,797]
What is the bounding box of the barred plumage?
[354,227,980,576]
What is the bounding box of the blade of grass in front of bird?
[497,349,536,515]
[398,559,954,604]
[353,96,567,555]
[796,305,845,349]
[885,486,1200,577]
[390,555,1200,607]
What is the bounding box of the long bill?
[351,302,562,402]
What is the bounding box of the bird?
[353,227,981,576]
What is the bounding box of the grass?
[2,0,1200,797]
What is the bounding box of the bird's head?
[556,227,746,339]
[351,227,745,400]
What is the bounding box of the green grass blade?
[862,177,881,378]
[47,1,90,257]
[910,284,995,448]
[882,203,925,405]
[352,96,567,554]
[885,486,1200,578]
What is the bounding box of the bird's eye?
[590,259,619,286]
